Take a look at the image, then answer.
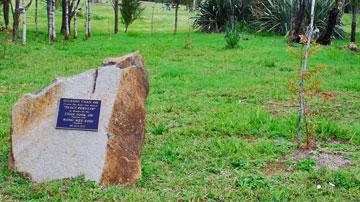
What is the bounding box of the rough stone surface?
[9,52,149,186]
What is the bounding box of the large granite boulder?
[9,52,149,186]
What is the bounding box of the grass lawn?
[0,2,360,201]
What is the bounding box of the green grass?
[0,2,360,201]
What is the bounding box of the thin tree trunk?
[297,0,316,149]
[73,0,78,39]
[48,0,51,41]
[3,0,10,29]
[67,4,71,32]
[289,0,307,43]
[349,3,357,50]
[35,0,38,37]
[13,0,20,42]
[64,0,70,39]
[351,5,357,43]
[193,0,196,10]
[22,0,26,45]
[85,0,91,39]
[318,0,341,45]
[173,0,179,35]
[52,0,56,40]
[68,0,79,32]
[114,0,119,33]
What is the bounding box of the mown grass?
[0,2,359,201]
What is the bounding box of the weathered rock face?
[9,52,149,186]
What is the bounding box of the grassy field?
[0,2,360,201]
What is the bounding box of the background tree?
[35,0,39,37]
[120,0,144,32]
[47,0,51,40]
[13,0,20,41]
[64,0,69,39]
[61,0,66,34]
[113,0,119,33]
[289,0,307,43]
[51,0,56,40]
[48,0,57,41]
[61,0,79,35]
[73,0,79,39]
[173,0,179,35]
[85,0,90,38]
[2,0,10,30]
[22,0,26,45]
[318,0,344,45]
[9,0,33,44]
[349,0,358,50]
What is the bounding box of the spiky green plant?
[309,0,345,39]
[252,0,295,35]
[253,0,344,38]
[193,0,253,33]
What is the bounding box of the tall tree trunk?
[68,0,78,33]
[48,0,51,41]
[13,0,20,42]
[350,4,357,43]
[289,0,307,43]
[318,0,342,45]
[52,0,56,40]
[35,0,39,37]
[48,0,56,41]
[114,0,119,33]
[229,0,236,28]
[64,0,70,39]
[349,3,357,50]
[298,0,316,149]
[345,0,351,12]
[173,0,179,35]
[22,0,26,45]
[85,0,91,39]
[73,0,78,39]
[61,0,66,34]
[3,0,10,29]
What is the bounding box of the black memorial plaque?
[56,98,101,131]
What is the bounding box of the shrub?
[120,0,144,32]
[193,0,254,32]
[224,22,241,48]
[184,39,192,49]
[252,0,344,38]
